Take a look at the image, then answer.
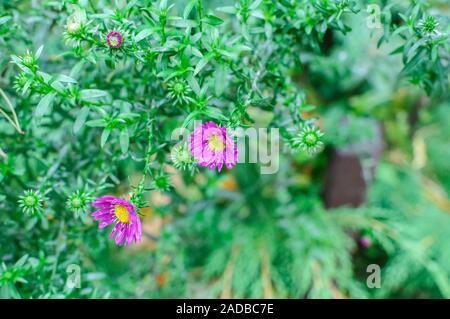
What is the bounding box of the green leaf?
[302,104,316,112]
[135,28,154,42]
[389,45,404,56]
[190,46,203,58]
[187,75,201,95]
[50,81,65,93]
[35,93,56,117]
[119,128,130,154]
[204,14,224,26]
[70,60,85,79]
[0,16,11,25]
[57,74,77,83]
[80,89,108,101]
[182,110,201,128]
[170,17,197,28]
[216,6,236,14]
[101,128,112,148]
[85,119,106,127]
[37,71,52,83]
[183,0,196,19]
[15,278,28,284]
[73,107,90,134]
[205,107,228,121]
[249,0,263,10]
[14,254,29,267]
[406,38,426,63]
[118,112,140,121]
[35,45,44,59]
[401,50,426,76]
[194,57,210,76]
[215,63,226,96]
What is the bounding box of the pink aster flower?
[91,196,142,246]
[360,236,373,248]
[106,31,123,49]
[190,121,238,172]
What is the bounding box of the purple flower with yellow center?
[190,121,238,172]
[106,31,123,49]
[91,196,142,246]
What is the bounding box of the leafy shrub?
[1,0,449,298]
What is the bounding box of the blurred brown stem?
[260,244,273,298]
[221,245,239,298]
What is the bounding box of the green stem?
[197,0,203,32]
[130,116,154,208]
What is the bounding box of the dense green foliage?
[1,0,449,298]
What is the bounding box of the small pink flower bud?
[360,236,373,248]
[106,31,123,49]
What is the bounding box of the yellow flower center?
[109,36,120,46]
[114,204,131,224]
[208,135,225,152]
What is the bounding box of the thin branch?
[0,107,19,130]
[0,88,24,134]
[0,88,20,126]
